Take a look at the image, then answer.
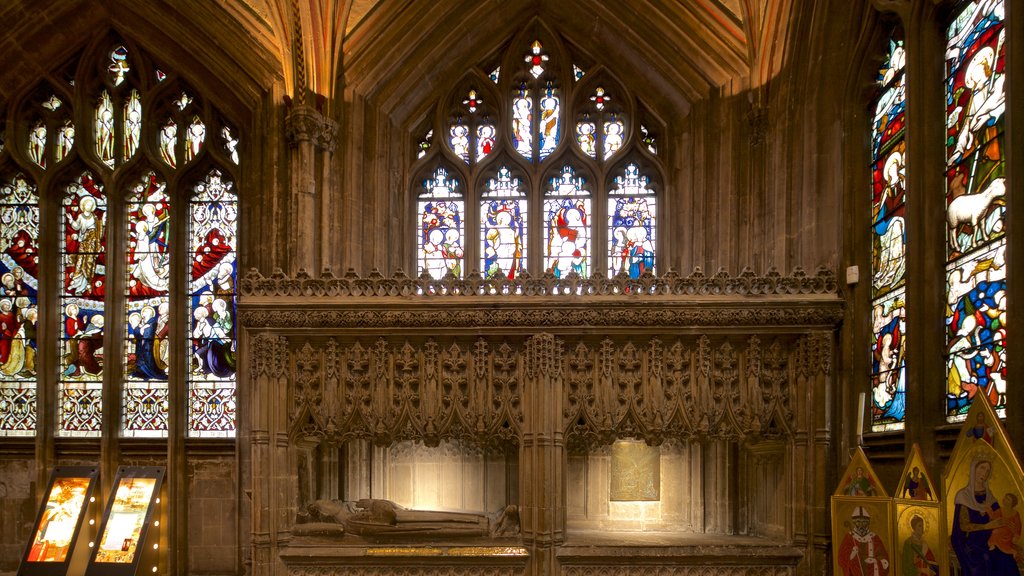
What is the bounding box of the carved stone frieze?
[556,335,799,450]
[282,337,524,450]
[239,266,839,299]
[277,334,804,450]
[239,307,843,330]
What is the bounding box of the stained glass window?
[481,167,527,280]
[123,173,170,437]
[418,168,464,279]
[944,0,1006,421]
[869,35,907,432]
[544,166,590,278]
[0,175,39,436]
[608,164,656,278]
[415,31,660,284]
[59,173,106,437]
[188,170,237,437]
[0,38,242,440]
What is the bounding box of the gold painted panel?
[610,440,660,501]
[831,496,894,576]
[893,502,943,576]
[942,397,1024,575]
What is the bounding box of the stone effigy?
[295,498,520,541]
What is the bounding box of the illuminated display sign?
[27,477,92,563]
[18,466,100,576]
[94,478,156,564]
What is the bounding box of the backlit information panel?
[85,467,164,576]
[18,466,100,576]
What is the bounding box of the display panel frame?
[18,466,100,576]
[85,466,165,576]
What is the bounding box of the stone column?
[248,333,290,576]
[791,331,834,576]
[520,333,565,576]
[284,105,338,276]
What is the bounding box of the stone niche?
[296,439,517,516]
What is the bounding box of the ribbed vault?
[342,0,794,126]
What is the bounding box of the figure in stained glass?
[95,92,115,167]
[544,167,590,278]
[482,200,525,280]
[28,121,46,168]
[124,90,141,161]
[481,167,526,280]
[872,147,907,296]
[608,165,656,278]
[512,85,532,159]
[160,119,177,167]
[127,305,165,380]
[418,169,464,279]
[56,120,74,163]
[871,293,906,429]
[127,174,170,296]
[604,117,623,159]
[189,171,237,386]
[450,122,470,162]
[946,243,1006,418]
[185,116,205,163]
[539,85,560,159]
[476,124,494,161]
[222,126,240,164]
[946,8,1005,168]
[576,118,596,157]
[64,176,106,297]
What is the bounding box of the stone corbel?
[284,105,339,152]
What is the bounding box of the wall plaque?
[610,440,660,501]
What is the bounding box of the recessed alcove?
[295,439,518,517]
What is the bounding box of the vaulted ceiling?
[0,0,793,121]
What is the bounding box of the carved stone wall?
[241,267,839,576]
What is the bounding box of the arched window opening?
[413,26,663,280]
[944,0,1007,422]
[869,32,907,432]
[0,34,241,439]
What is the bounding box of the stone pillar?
[249,333,290,576]
[520,333,565,576]
[284,105,338,275]
[792,331,834,576]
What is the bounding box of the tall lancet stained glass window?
[123,173,170,437]
[481,167,527,280]
[60,174,107,436]
[0,38,242,438]
[544,166,590,278]
[869,34,907,432]
[189,170,237,436]
[608,164,656,278]
[414,29,662,281]
[944,0,1007,421]
[0,175,39,436]
[418,168,465,279]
